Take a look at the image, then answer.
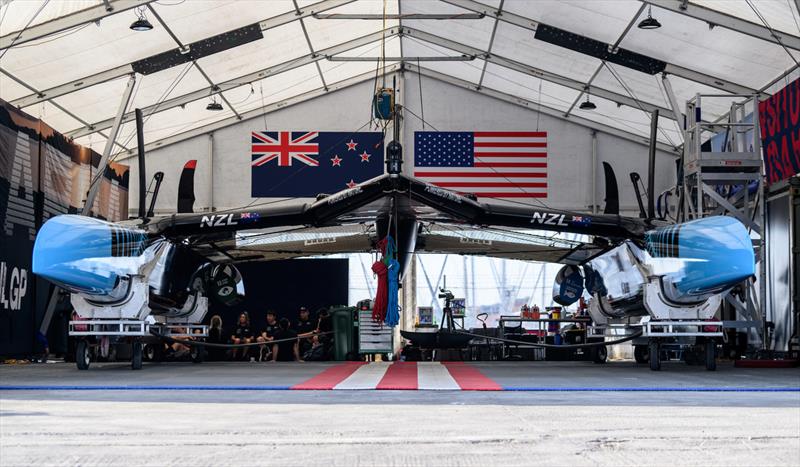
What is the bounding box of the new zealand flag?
[251,131,384,197]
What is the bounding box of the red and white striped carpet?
[292,362,502,391]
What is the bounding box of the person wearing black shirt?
[255,311,279,361]
[271,318,300,362]
[296,307,315,355]
[315,308,333,361]
[230,312,253,361]
[206,315,226,361]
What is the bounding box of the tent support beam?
[405,63,680,155]
[0,67,130,152]
[441,0,760,95]
[0,0,156,50]
[660,74,686,144]
[145,4,242,120]
[313,13,485,19]
[475,0,504,90]
[564,3,646,118]
[9,0,355,109]
[65,27,399,140]
[293,0,329,92]
[642,0,800,52]
[82,75,136,215]
[120,62,679,158]
[402,27,679,119]
[114,64,402,158]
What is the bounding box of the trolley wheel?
[145,343,165,362]
[191,344,204,364]
[648,340,661,371]
[683,347,699,366]
[633,345,649,364]
[131,341,143,370]
[76,340,91,370]
[593,345,608,364]
[705,339,717,371]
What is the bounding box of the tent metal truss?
[2,0,797,158]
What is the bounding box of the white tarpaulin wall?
[1,0,799,158]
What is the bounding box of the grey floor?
[1,361,799,466]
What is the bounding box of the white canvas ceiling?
[1,0,798,157]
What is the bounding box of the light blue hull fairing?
[32,215,148,296]
[644,216,755,295]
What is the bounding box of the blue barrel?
[644,216,755,295]
[32,215,148,296]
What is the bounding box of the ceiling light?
[130,18,153,31]
[130,7,153,31]
[579,93,596,110]
[638,6,662,29]
[206,99,223,111]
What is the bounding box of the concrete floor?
[1,361,799,466]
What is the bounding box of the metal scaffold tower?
[682,93,767,347]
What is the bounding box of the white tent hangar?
[1,0,798,158]
[0,0,797,333]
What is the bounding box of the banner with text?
[758,77,800,185]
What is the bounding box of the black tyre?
[76,340,91,370]
[191,344,204,364]
[649,340,661,371]
[633,345,648,364]
[131,341,143,370]
[145,343,165,362]
[705,339,717,371]
[593,345,608,364]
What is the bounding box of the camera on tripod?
[438,288,454,300]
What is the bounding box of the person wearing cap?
[296,306,315,355]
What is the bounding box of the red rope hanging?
[371,237,390,322]
[371,260,388,322]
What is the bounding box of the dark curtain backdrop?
[208,258,349,335]
[0,100,128,357]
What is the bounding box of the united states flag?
[413,131,547,198]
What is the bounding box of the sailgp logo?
[200,214,238,228]
[531,212,567,226]
[0,262,28,311]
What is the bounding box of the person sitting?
[230,312,253,361]
[271,318,301,362]
[256,311,279,362]
[315,308,333,360]
[303,334,326,361]
[296,306,315,356]
[168,327,191,359]
[206,315,226,361]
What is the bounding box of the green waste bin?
[331,306,357,361]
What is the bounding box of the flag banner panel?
[0,100,128,356]
[758,77,800,185]
[251,131,385,198]
[413,131,548,199]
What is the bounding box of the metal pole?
[591,130,597,214]
[660,74,685,144]
[753,94,768,349]
[208,134,214,212]
[82,74,136,216]
[135,108,146,219]
[648,109,659,219]
[39,74,136,339]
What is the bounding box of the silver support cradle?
[682,92,766,346]
[68,320,208,338]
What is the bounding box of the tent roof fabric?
[1,0,798,157]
